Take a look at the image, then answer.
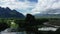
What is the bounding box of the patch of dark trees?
[0,22,10,32]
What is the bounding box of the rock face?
[25,14,38,34]
[0,7,25,19]
[25,14,36,26]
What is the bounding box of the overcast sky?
[0,0,60,15]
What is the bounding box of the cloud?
[0,0,30,9]
[41,9,60,14]
[0,0,36,15]
[31,0,60,14]
[28,0,38,3]
[18,0,25,2]
[0,0,60,15]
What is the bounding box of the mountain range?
[0,7,25,19]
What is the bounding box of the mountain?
[0,7,25,19]
[35,14,60,18]
[34,9,60,18]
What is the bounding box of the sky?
[0,0,60,15]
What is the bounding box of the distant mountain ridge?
[35,14,60,18]
[0,7,25,19]
[34,9,60,18]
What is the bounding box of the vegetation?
[0,14,60,34]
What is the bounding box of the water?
[38,27,58,31]
[0,31,34,34]
[0,26,58,34]
[0,28,35,34]
[1,28,27,34]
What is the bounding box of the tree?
[0,23,9,32]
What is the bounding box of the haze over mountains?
[0,7,25,19]
[40,9,60,14]
[35,9,60,18]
